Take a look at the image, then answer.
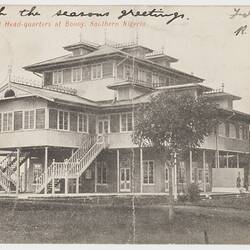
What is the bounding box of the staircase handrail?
[68,134,107,177]
[67,134,97,164]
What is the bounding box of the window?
[165,167,169,182]
[3,112,13,132]
[24,110,35,130]
[152,74,160,85]
[243,125,249,140]
[138,69,147,82]
[121,113,133,132]
[82,66,91,80]
[14,111,23,131]
[229,123,237,138]
[72,67,82,82]
[97,163,107,184]
[240,124,249,140]
[36,109,45,129]
[33,164,42,183]
[110,114,120,133]
[91,64,102,79]
[53,70,63,84]
[146,71,152,83]
[59,111,69,130]
[78,114,88,133]
[49,109,58,129]
[4,89,15,98]
[124,64,133,79]
[218,122,226,137]
[177,161,186,183]
[70,112,77,132]
[43,72,53,86]
[143,160,154,184]
[102,62,113,78]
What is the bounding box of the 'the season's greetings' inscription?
[0,6,185,25]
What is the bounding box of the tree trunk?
[168,163,174,222]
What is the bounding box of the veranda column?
[94,160,97,193]
[226,152,229,168]
[76,178,79,193]
[237,153,239,169]
[64,159,68,194]
[44,147,48,194]
[189,150,193,183]
[117,149,120,193]
[24,158,28,192]
[140,148,143,193]
[16,148,20,195]
[203,150,206,193]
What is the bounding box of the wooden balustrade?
[35,134,108,193]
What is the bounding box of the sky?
[0,5,249,112]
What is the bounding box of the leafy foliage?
[132,91,219,157]
[187,183,201,202]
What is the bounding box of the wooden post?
[16,148,20,195]
[24,157,29,192]
[140,148,143,193]
[44,147,48,194]
[117,149,120,193]
[203,150,206,193]
[237,153,239,169]
[94,160,97,193]
[226,152,229,168]
[52,178,55,194]
[190,150,193,183]
[76,177,79,193]
[65,159,68,194]
[45,108,49,129]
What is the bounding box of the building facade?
[0,40,249,196]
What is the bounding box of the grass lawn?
[0,198,249,244]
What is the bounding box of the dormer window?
[91,64,102,80]
[72,67,82,82]
[53,70,63,85]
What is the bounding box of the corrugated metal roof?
[24,46,122,69]
[5,82,98,107]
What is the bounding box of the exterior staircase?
[0,151,29,192]
[35,134,108,193]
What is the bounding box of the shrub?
[178,193,189,202]
[187,183,200,202]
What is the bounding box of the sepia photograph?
[0,2,249,244]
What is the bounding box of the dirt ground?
[0,198,249,244]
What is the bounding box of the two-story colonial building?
[0,39,249,197]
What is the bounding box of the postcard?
[0,3,249,244]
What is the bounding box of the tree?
[132,91,219,221]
